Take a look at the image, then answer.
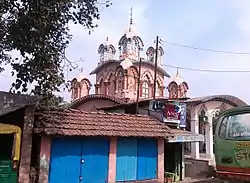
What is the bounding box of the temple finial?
[176,67,180,76]
[130,7,133,25]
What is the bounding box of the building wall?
[188,101,235,160]
[76,99,119,111]
[38,136,165,183]
[95,62,165,100]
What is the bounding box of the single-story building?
[0,91,38,183]
[34,107,173,183]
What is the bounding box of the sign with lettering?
[179,103,187,128]
[162,103,181,124]
[236,142,250,148]
[149,100,187,126]
[167,134,204,143]
[234,149,250,168]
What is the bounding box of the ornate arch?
[128,66,139,77]
[105,71,115,82]
[71,78,78,85]
[197,104,208,115]
[115,66,124,77]
[80,78,92,90]
[97,76,104,84]
[118,35,144,48]
[167,82,177,92]
[141,70,153,83]
[156,77,164,87]
[158,46,164,56]
[98,44,105,54]
[182,81,189,90]
[218,103,228,112]
[146,46,155,56]
[114,66,125,92]
[210,103,228,119]
[107,45,116,54]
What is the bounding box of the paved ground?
[179,177,225,183]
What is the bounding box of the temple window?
[142,81,149,98]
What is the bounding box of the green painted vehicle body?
[0,160,17,183]
[214,106,250,182]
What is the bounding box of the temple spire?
[130,7,133,25]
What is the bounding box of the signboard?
[167,134,204,143]
[149,100,187,126]
[162,102,181,124]
[179,103,187,128]
[149,100,164,111]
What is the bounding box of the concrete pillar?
[108,137,117,183]
[18,107,35,183]
[205,114,214,158]
[157,138,165,183]
[190,106,200,159]
[180,143,185,181]
[38,136,51,183]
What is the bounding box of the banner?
[149,100,187,127]
[162,103,181,124]
[179,103,187,128]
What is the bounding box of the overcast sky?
[1,0,250,104]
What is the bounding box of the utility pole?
[136,57,142,114]
[153,36,159,99]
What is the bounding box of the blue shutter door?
[81,137,110,183]
[49,137,109,183]
[49,137,82,183]
[137,138,158,180]
[116,138,138,181]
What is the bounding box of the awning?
[166,129,204,143]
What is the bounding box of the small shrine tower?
[167,68,189,99]
[71,68,92,101]
[118,7,144,61]
[97,37,116,64]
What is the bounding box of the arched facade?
[186,95,247,159]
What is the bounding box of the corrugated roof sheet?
[34,108,173,137]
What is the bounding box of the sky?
[1,0,250,103]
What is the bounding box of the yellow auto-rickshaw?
[0,123,21,183]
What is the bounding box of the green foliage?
[0,0,111,106]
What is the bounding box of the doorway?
[164,142,183,182]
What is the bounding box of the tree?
[0,0,111,106]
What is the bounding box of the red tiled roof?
[34,108,173,137]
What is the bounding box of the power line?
[161,39,250,55]
[163,64,250,73]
